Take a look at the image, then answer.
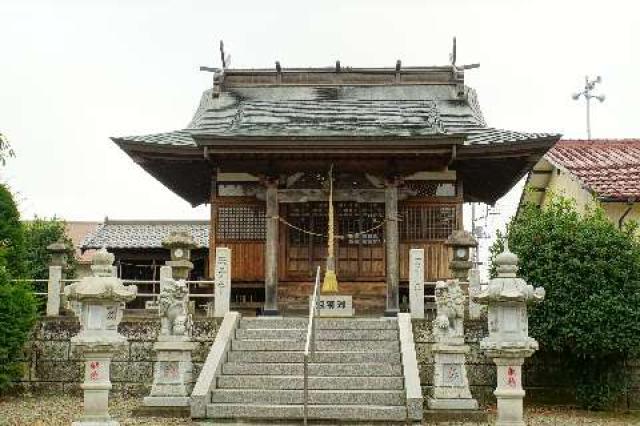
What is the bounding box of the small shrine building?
[113,57,559,315]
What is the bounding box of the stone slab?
[423,408,488,423]
[427,397,479,410]
[409,249,425,319]
[214,248,231,318]
[143,396,191,407]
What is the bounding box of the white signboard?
[214,247,231,317]
[409,249,425,319]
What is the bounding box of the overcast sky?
[1,0,638,259]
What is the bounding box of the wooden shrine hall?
[113,51,560,316]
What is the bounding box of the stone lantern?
[47,239,68,267]
[445,230,477,281]
[162,231,196,280]
[65,248,137,426]
[472,244,545,426]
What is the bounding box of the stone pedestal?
[428,343,478,410]
[144,337,197,407]
[73,348,119,426]
[490,354,528,426]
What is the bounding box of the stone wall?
[16,316,639,410]
[17,315,220,396]
[413,318,640,410]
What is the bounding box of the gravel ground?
[1,394,639,425]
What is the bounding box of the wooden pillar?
[385,178,400,316]
[263,178,279,315]
[208,173,217,278]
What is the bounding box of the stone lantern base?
[427,343,478,411]
[144,337,196,407]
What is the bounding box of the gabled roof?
[546,139,640,201]
[82,220,209,250]
[113,65,560,205]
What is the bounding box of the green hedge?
[491,196,640,409]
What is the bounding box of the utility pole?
[572,75,605,140]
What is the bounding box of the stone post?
[162,231,196,280]
[144,275,196,408]
[409,248,425,319]
[46,240,67,316]
[384,178,400,316]
[472,245,545,426]
[65,248,137,426]
[428,280,478,411]
[214,247,231,317]
[264,178,279,315]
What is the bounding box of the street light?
[572,75,605,140]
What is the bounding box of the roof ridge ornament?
[449,37,481,98]
[199,40,230,98]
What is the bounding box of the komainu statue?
[158,278,192,337]
[433,280,465,343]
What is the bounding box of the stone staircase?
[203,316,415,423]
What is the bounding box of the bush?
[23,217,76,280]
[0,267,38,393]
[490,196,640,409]
[0,184,25,277]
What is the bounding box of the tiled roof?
[65,222,101,263]
[546,139,640,201]
[117,86,558,146]
[82,221,209,250]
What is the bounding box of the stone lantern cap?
[47,239,68,253]
[162,231,197,249]
[445,230,478,248]
[473,245,545,304]
[65,248,137,303]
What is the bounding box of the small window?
[217,205,266,240]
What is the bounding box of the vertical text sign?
[214,247,231,317]
[409,249,425,319]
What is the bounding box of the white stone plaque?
[316,295,354,317]
[214,247,231,318]
[409,249,425,319]
[87,305,104,330]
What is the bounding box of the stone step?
[210,388,406,405]
[216,375,404,390]
[222,362,402,377]
[231,339,400,352]
[236,328,398,341]
[206,403,407,421]
[227,350,402,364]
[239,317,398,330]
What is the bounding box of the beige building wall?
[540,167,640,228]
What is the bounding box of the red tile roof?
[546,139,640,201]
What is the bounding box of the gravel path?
[1,394,639,425]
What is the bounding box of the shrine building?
[113,57,560,316]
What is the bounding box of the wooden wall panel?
[216,241,265,281]
[399,241,452,282]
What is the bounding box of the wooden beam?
[208,172,218,278]
[385,178,400,316]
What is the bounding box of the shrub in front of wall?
[490,196,640,410]
[0,267,38,393]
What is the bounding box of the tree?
[0,184,26,277]
[490,196,640,409]
[0,133,15,167]
[23,218,76,280]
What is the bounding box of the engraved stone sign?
[214,247,231,318]
[409,249,425,319]
[315,295,354,317]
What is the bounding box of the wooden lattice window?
[399,204,457,241]
[217,205,266,240]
